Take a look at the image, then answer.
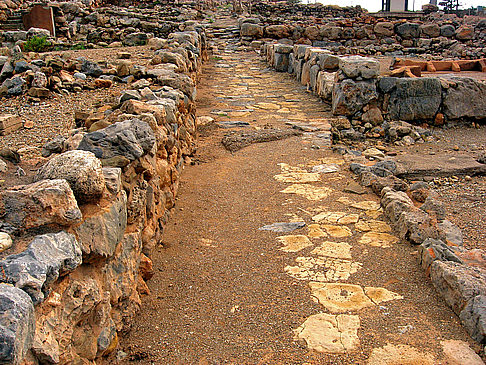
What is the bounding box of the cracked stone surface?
[312,211,360,224]
[294,313,360,354]
[355,220,392,233]
[310,241,352,260]
[280,184,333,200]
[285,257,362,282]
[309,283,403,313]
[277,235,313,252]
[359,232,400,248]
[322,224,353,238]
[307,224,328,238]
[274,172,321,183]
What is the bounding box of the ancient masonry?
[0,0,485,363]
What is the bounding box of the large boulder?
[35,150,104,203]
[265,25,290,39]
[442,76,486,120]
[0,179,82,232]
[420,23,440,38]
[0,284,35,364]
[332,79,378,116]
[0,232,82,304]
[380,77,441,121]
[78,119,155,162]
[374,22,394,37]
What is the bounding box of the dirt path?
[117,39,478,364]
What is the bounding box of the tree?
[439,0,460,12]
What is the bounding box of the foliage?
[439,0,461,12]
[23,36,52,53]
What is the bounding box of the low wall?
[0,24,207,364]
[243,14,486,59]
[263,42,486,139]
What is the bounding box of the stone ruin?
[0,0,484,363]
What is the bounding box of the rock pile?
[0,24,206,364]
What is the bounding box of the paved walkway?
[119,39,476,364]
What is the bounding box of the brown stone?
[94,79,113,88]
[120,99,166,125]
[0,114,22,135]
[27,87,50,98]
[455,25,474,40]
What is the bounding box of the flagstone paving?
[118,39,481,364]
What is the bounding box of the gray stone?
[0,232,82,304]
[102,167,122,195]
[41,135,66,157]
[0,179,82,231]
[0,284,35,365]
[419,238,463,273]
[420,196,446,221]
[31,72,47,89]
[420,23,440,38]
[442,77,486,120]
[80,58,103,77]
[386,78,441,121]
[74,191,127,258]
[0,61,14,81]
[14,61,32,74]
[259,222,306,233]
[73,72,87,80]
[35,150,104,203]
[274,53,290,72]
[119,89,141,104]
[431,260,486,315]
[123,32,148,46]
[332,79,378,116]
[78,118,156,162]
[339,56,380,79]
[397,209,442,244]
[1,76,25,96]
[374,22,394,37]
[459,295,486,343]
[370,160,397,177]
[395,22,420,39]
[441,24,456,37]
[438,220,464,247]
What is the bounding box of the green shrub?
[23,36,52,53]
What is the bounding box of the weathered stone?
[277,235,312,252]
[259,222,305,233]
[119,90,141,104]
[0,232,82,304]
[420,23,440,38]
[385,78,441,121]
[80,59,103,77]
[35,150,104,203]
[123,32,148,46]
[74,191,127,258]
[397,209,443,244]
[0,114,22,136]
[459,295,486,343]
[0,284,35,365]
[240,23,263,38]
[102,167,122,195]
[441,24,455,37]
[420,196,446,221]
[121,99,166,124]
[332,79,377,116]
[368,344,435,365]
[374,22,394,37]
[438,220,463,247]
[430,260,486,315]
[31,71,47,88]
[0,232,12,253]
[442,76,486,120]
[455,25,474,40]
[419,238,463,273]
[339,56,379,79]
[78,119,156,162]
[0,179,82,231]
[274,53,290,72]
[395,22,420,39]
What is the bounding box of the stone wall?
[243,14,486,59]
[263,43,486,144]
[0,24,207,364]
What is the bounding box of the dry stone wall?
[0,23,206,365]
[242,13,486,59]
[263,42,486,144]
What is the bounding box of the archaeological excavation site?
[0,0,486,363]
